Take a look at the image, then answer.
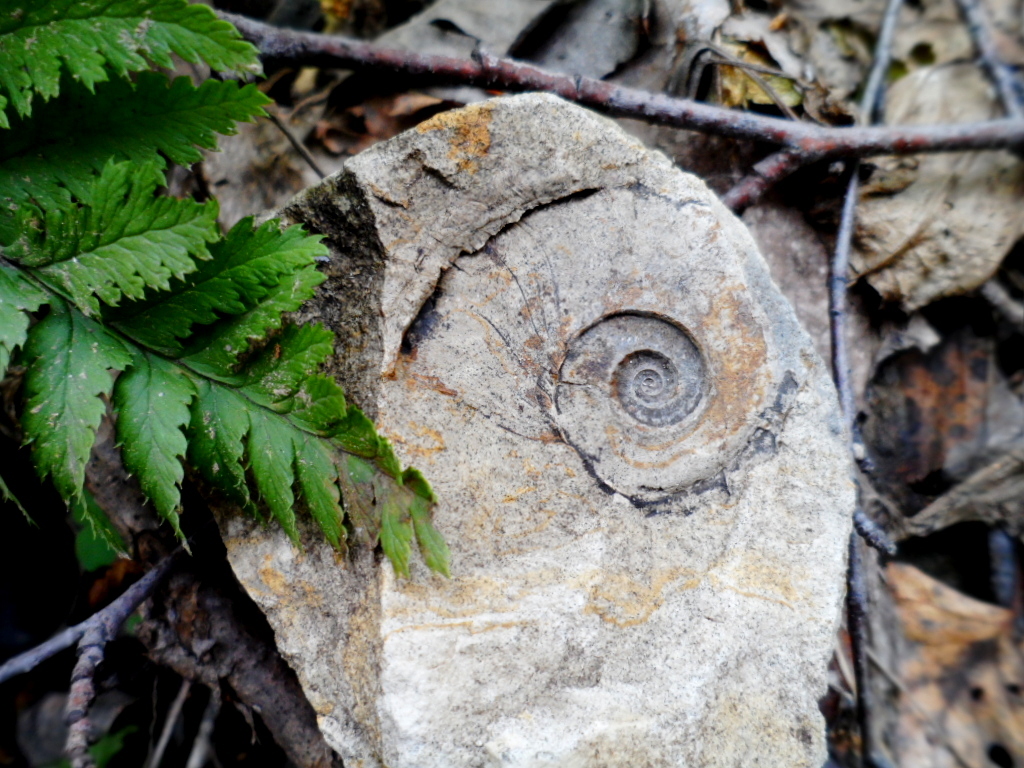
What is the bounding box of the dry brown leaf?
[900,449,1024,539]
[888,563,1024,768]
[851,63,1024,311]
[717,38,803,110]
[864,327,1024,514]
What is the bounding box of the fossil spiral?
[560,314,706,429]
[389,185,782,503]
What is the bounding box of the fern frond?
[293,433,346,551]
[238,323,335,411]
[112,218,326,356]
[0,73,269,209]
[113,348,195,539]
[178,262,325,379]
[0,0,260,127]
[5,169,449,576]
[378,476,415,578]
[187,378,252,509]
[20,300,132,516]
[337,455,380,545]
[4,160,219,315]
[244,405,302,543]
[0,261,49,372]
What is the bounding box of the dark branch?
[721,149,811,212]
[830,2,904,765]
[61,554,181,767]
[853,508,897,556]
[0,552,181,685]
[220,11,1024,160]
[954,0,1024,119]
[846,535,873,768]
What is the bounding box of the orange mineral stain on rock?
[416,102,494,174]
[258,558,290,597]
[583,568,700,627]
[401,421,447,460]
[709,554,805,610]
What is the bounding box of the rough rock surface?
[217,93,854,768]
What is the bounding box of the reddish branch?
[221,11,1024,160]
[720,149,808,212]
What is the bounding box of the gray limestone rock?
[218,93,854,768]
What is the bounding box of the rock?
[217,93,854,768]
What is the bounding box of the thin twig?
[62,553,182,768]
[219,11,1024,160]
[185,689,221,768]
[830,0,904,469]
[846,535,873,768]
[954,0,1024,118]
[853,509,897,556]
[829,2,905,766]
[145,678,192,768]
[830,167,861,428]
[0,553,181,685]
[264,109,326,179]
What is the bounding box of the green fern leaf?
[289,374,348,435]
[240,323,334,411]
[293,432,346,551]
[180,264,325,379]
[9,203,447,575]
[113,218,326,355]
[0,0,260,127]
[403,468,450,576]
[246,406,300,545]
[113,348,195,539]
[330,405,384,458]
[4,160,218,315]
[20,300,132,514]
[0,261,49,372]
[377,476,414,578]
[337,455,379,546]
[187,378,252,509]
[0,73,269,209]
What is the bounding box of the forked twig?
[219,11,1024,160]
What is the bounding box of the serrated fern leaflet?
[0,0,260,127]
[0,73,270,210]
[5,160,219,315]
[20,299,132,516]
[113,348,194,541]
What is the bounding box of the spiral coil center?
[618,351,678,416]
[635,369,665,398]
[558,314,705,430]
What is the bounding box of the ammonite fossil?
[222,93,854,768]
